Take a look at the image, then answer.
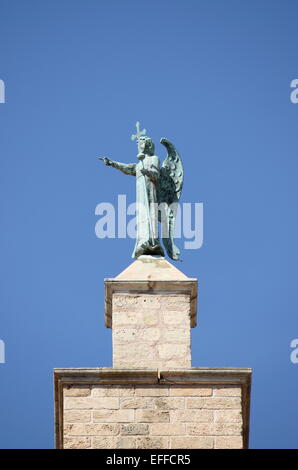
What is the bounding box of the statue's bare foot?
[133,240,164,258]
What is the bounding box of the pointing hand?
[99,157,112,166]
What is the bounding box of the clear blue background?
[0,0,297,449]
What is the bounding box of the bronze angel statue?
[99,122,184,260]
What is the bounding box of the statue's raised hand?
[99,157,112,166]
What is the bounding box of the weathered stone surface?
[135,437,169,449]
[171,409,214,423]
[186,397,241,409]
[214,436,243,449]
[111,290,193,369]
[214,410,242,423]
[214,423,242,435]
[120,397,152,409]
[135,410,170,423]
[187,422,242,436]
[153,397,184,410]
[160,295,190,307]
[64,437,91,449]
[91,386,120,397]
[112,311,139,325]
[150,423,186,435]
[161,359,190,368]
[64,386,91,397]
[142,310,159,326]
[64,397,119,410]
[158,343,189,360]
[113,328,138,341]
[116,437,136,449]
[114,257,190,282]
[187,423,214,436]
[92,437,116,449]
[104,257,198,338]
[64,423,119,436]
[113,343,157,361]
[92,409,134,423]
[59,376,249,449]
[162,328,189,342]
[213,386,241,397]
[114,360,162,369]
[162,310,188,326]
[121,424,149,435]
[140,328,161,342]
[135,386,169,397]
[170,436,213,449]
[64,410,91,423]
[118,386,135,397]
[170,386,212,397]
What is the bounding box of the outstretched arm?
[99,157,136,176]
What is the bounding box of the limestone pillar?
[104,256,197,369]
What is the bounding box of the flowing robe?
[111,154,164,258]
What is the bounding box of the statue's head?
[138,136,155,156]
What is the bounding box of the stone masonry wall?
[112,293,191,368]
[63,384,243,449]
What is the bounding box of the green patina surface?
[100,122,184,260]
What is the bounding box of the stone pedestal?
[54,368,251,449]
[54,256,252,449]
[104,256,197,369]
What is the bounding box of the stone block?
[120,397,153,409]
[162,310,188,326]
[64,437,91,449]
[135,386,169,397]
[214,410,242,423]
[92,437,116,449]
[64,397,119,410]
[162,328,190,342]
[91,385,122,397]
[170,436,213,449]
[64,386,91,397]
[213,423,242,435]
[113,328,138,341]
[135,437,169,449]
[171,409,214,423]
[214,436,243,449]
[135,410,170,423]
[116,437,136,449]
[64,423,119,436]
[170,386,212,397]
[158,343,189,360]
[92,409,134,423]
[150,423,186,436]
[187,423,214,436]
[121,424,149,436]
[140,328,161,342]
[153,397,185,410]
[186,397,241,409]
[64,410,91,423]
[213,386,242,397]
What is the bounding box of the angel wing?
[157,138,184,260]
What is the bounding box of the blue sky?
[0,0,297,448]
